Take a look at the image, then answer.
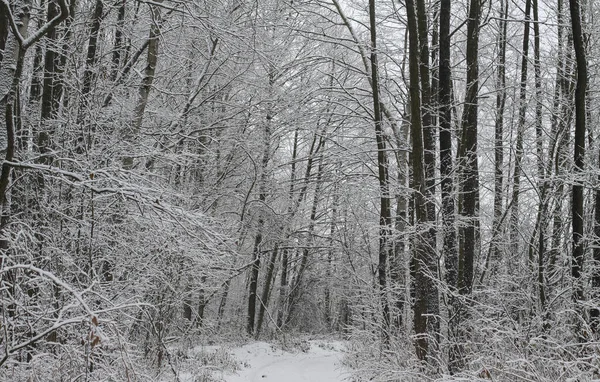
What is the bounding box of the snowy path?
[222,340,349,382]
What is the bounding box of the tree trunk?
[125,2,162,169]
[458,0,481,297]
[438,0,460,372]
[255,245,279,338]
[391,115,409,331]
[247,87,273,335]
[568,0,587,319]
[369,0,392,344]
[0,1,31,260]
[454,0,481,370]
[197,275,206,328]
[415,0,436,222]
[324,186,339,329]
[406,0,438,362]
[276,248,289,328]
[276,128,300,329]
[37,0,64,165]
[548,2,574,279]
[509,0,532,256]
[0,7,8,67]
[486,0,508,276]
[285,148,326,327]
[110,0,127,81]
[532,0,547,315]
[78,0,104,148]
[277,123,325,328]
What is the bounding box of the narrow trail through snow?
[223,340,349,382]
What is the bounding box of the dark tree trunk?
[37,0,63,165]
[285,148,326,326]
[549,1,573,279]
[276,129,299,329]
[457,0,481,297]
[110,0,126,81]
[324,188,339,328]
[124,3,161,169]
[369,0,392,345]
[454,0,481,369]
[569,0,587,315]
[509,0,532,255]
[0,5,30,260]
[217,280,230,325]
[197,276,206,328]
[79,0,104,110]
[532,0,547,315]
[439,0,456,293]
[406,0,438,362]
[247,208,264,335]
[0,8,7,67]
[247,94,273,335]
[28,0,46,115]
[255,245,279,338]
[438,0,460,372]
[276,248,289,328]
[486,0,508,275]
[277,124,324,328]
[132,5,161,132]
[415,0,436,222]
[78,0,104,148]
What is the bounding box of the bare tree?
[568,0,587,323]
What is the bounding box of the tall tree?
[415,0,436,218]
[246,82,273,335]
[481,0,508,284]
[0,2,9,67]
[37,0,66,165]
[438,0,460,372]
[77,0,104,148]
[568,0,587,312]
[509,0,532,255]
[123,3,160,169]
[368,0,392,344]
[531,0,548,315]
[406,0,439,362]
[458,0,481,296]
[454,0,481,368]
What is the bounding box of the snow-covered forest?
[1,0,600,380]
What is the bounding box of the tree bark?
[110,0,126,81]
[255,245,279,338]
[406,0,438,362]
[486,0,508,276]
[78,0,104,148]
[415,0,436,222]
[532,0,547,315]
[454,0,481,369]
[438,0,460,372]
[124,2,162,169]
[368,0,392,344]
[568,0,587,314]
[37,0,64,165]
[549,1,573,279]
[457,0,481,297]
[0,6,8,67]
[246,124,271,336]
[0,2,31,260]
[509,0,532,255]
[285,146,326,327]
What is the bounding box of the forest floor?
[181,339,350,382]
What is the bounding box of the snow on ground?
[221,340,349,382]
